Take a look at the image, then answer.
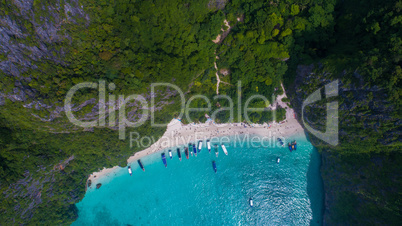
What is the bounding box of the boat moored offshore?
[198,140,203,151]
[288,141,297,151]
[212,161,217,173]
[177,148,182,161]
[249,198,253,207]
[221,144,228,155]
[128,166,132,176]
[214,145,219,157]
[188,143,193,156]
[207,139,211,152]
[137,160,145,172]
[193,144,197,156]
[277,138,284,146]
[168,150,173,159]
[184,147,189,159]
[161,153,167,167]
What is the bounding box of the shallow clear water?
[73,135,323,225]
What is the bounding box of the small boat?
[221,144,228,155]
[249,198,253,207]
[168,150,173,159]
[277,138,284,146]
[184,147,189,159]
[214,145,219,157]
[207,139,211,152]
[128,166,132,176]
[137,160,145,172]
[212,161,217,173]
[288,143,293,152]
[277,157,280,164]
[161,153,167,167]
[293,141,297,150]
[188,143,193,156]
[177,148,182,161]
[198,140,203,151]
[193,144,197,156]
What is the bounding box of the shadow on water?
[306,134,325,226]
[93,206,121,226]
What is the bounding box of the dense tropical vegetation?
[0,0,400,224]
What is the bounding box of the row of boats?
[129,139,297,175]
[128,140,228,174]
[161,140,228,168]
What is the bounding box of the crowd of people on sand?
[136,109,303,157]
[93,110,302,183]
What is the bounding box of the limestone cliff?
[287,64,401,224]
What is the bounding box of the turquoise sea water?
[73,134,324,225]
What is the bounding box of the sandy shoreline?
[87,85,306,186]
[127,117,304,163]
[87,112,305,186]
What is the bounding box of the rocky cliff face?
[0,1,179,132]
[0,2,88,223]
[0,0,88,77]
[0,2,178,224]
[288,64,401,224]
[0,0,89,123]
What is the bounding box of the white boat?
[207,140,211,152]
[249,198,253,207]
[169,150,173,159]
[198,140,203,150]
[128,166,132,176]
[221,144,228,155]
[277,157,280,164]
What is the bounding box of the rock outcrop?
[0,0,88,77]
